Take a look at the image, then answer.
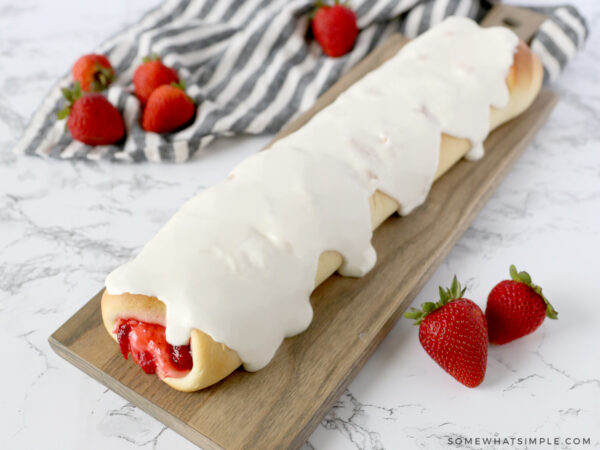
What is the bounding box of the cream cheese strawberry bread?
[101,17,543,392]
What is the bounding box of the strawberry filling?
[115,319,193,379]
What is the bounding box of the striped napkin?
[14,0,588,163]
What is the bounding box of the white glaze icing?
[105,17,518,371]
[465,141,486,161]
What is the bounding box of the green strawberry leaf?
[545,301,559,320]
[56,107,70,120]
[61,87,73,103]
[509,264,518,281]
[142,53,161,63]
[404,275,467,325]
[171,80,186,91]
[57,81,84,120]
[73,81,82,100]
[422,302,436,313]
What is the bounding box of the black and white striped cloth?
[14,0,588,163]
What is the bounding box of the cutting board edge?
[48,332,226,450]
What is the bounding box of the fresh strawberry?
[486,265,558,345]
[71,54,114,92]
[142,82,195,133]
[312,1,358,58]
[405,277,488,388]
[133,54,179,105]
[57,82,125,146]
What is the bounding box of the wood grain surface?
[49,6,557,450]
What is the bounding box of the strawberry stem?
[509,264,558,319]
[90,63,114,92]
[404,275,466,325]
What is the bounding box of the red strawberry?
[312,1,358,58]
[57,82,125,146]
[72,54,114,92]
[133,54,179,105]
[142,82,195,133]
[405,277,488,388]
[486,265,558,345]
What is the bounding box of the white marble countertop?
[1,1,599,449]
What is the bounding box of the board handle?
[481,4,546,43]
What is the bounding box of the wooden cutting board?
[49,5,558,450]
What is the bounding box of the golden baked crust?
[101,39,543,392]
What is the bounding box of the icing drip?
[106,17,518,371]
[465,142,486,161]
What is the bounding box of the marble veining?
[0,1,598,449]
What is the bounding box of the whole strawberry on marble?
[405,277,488,388]
[312,1,358,57]
[486,265,558,345]
[57,82,125,146]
